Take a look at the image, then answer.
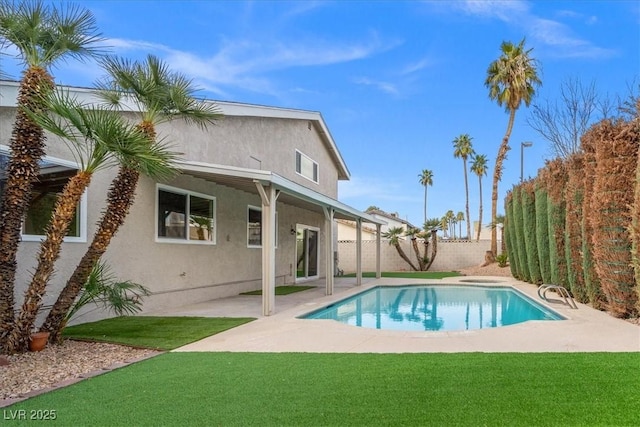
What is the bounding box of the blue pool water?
[302,285,563,332]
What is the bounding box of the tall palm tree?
[40,55,222,342]
[470,154,488,241]
[453,134,475,240]
[418,169,433,224]
[382,226,418,271]
[6,89,175,353]
[456,211,465,240]
[485,38,541,258]
[0,0,103,352]
[445,210,455,239]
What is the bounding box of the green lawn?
[5,352,639,426]
[240,285,315,296]
[62,316,255,350]
[343,271,461,279]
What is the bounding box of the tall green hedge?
[504,191,520,279]
[512,186,530,282]
[521,180,542,284]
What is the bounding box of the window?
[295,150,318,183]
[157,185,215,243]
[247,205,278,248]
[0,147,86,242]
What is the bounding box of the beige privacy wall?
[336,240,497,272]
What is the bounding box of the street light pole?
[520,141,533,183]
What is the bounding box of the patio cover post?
[323,207,334,295]
[255,181,279,316]
[376,224,382,279]
[356,218,362,286]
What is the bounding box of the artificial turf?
[5,352,639,426]
[240,285,316,296]
[61,316,255,350]
[343,271,462,279]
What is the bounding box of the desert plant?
[496,253,509,268]
[64,261,150,328]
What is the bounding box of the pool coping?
[174,276,640,353]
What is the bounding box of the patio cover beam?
[323,207,334,295]
[254,181,280,316]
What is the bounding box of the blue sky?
[2,0,639,228]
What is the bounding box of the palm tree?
[40,55,222,342]
[453,134,475,240]
[439,216,448,238]
[485,38,541,259]
[6,89,175,353]
[470,154,488,241]
[456,211,465,240]
[445,210,455,239]
[418,169,433,224]
[382,226,418,271]
[423,217,441,231]
[0,0,103,352]
[404,227,425,271]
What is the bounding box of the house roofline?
[0,80,350,180]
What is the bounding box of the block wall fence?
[336,239,499,272]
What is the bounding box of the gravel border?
[0,340,161,407]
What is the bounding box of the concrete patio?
[151,276,640,353]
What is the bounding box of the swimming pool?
[301,285,564,332]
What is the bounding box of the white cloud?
[353,77,399,95]
[101,33,396,98]
[453,0,616,60]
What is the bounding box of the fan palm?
[6,89,175,353]
[470,154,488,241]
[485,38,541,258]
[40,55,222,342]
[418,169,433,224]
[382,226,418,271]
[456,211,465,240]
[0,0,103,352]
[453,134,475,240]
[404,227,425,271]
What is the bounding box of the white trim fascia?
[176,160,385,226]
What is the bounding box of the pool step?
[537,284,578,309]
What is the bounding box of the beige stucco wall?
[337,240,499,272]
[157,115,339,198]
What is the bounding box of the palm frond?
[65,261,150,322]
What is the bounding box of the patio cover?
[176,160,386,315]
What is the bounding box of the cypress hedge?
[521,180,542,284]
[504,191,520,279]
[534,170,552,283]
[512,186,530,282]
[590,117,638,317]
[564,153,588,302]
[546,159,568,287]
[580,130,605,309]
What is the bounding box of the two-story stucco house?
[0,81,384,320]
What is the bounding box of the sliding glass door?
[296,225,319,281]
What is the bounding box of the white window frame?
[247,205,278,249]
[155,184,216,245]
[0,145,87,243]
[295,150,319,184]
